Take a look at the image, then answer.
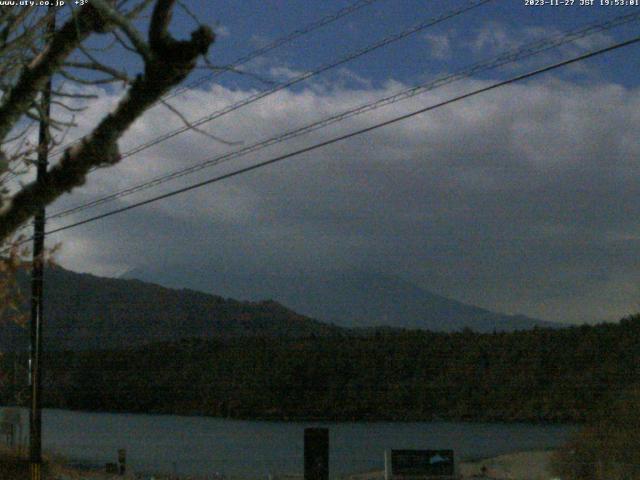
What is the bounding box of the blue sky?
[28,0,640,325]
[182,0,640,88]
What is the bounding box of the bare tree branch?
[112,29,139,54]
[50,100,88,113]
[160,99,241,146]
[0,0,215,242]
[91,0,153,61]
[58,69,124,85]
[63,61,130,83]
[124,0,156,19]
[52,90,99,99]
[149,0,175,50]
[0,4,112,143]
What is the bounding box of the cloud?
[215,24,230,38]
[42,68,640,325]
[470,21,615,75]
[424,33,452,60]
[268,66,306,81]
[472,22,521,55]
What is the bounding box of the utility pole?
[29,7,55,480]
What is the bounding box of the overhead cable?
[47,10,640,222]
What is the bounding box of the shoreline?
[6,404,580,426]
[38,450,558,480]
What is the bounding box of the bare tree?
[0,1,218,358]
[0,0,215,246]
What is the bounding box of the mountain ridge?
[1,265,560,352]
[3,266,343,351]
[123,265,559,332]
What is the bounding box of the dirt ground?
[20,450,557,480]
[459,450,556,479]
[345,450,557,480]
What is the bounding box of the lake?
[2,408,575,478]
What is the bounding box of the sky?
[19,0,640,324]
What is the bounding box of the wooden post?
[118,448,126,475]
[304,428,329,480]
[30,8,55,480]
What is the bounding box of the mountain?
[123,265,560,332]
[2,266,343,351]
[1,265,559,352]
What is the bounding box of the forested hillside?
[1,267,557,353]
[2,267,342,351]
[2,316,637,423]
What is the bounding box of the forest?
[2,315,637,424]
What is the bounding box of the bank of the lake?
[3,448,560,480]
[0,408,575,478]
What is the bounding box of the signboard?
[385,449,454,478]
[304,428,329,480]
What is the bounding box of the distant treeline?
[2,316,639,423]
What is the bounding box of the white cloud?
[472,22,521,54]
[470,21,615,70]
[268,66,305,81]
[424,32,451,60]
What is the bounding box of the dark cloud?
[48,75,640,324]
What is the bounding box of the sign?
[386,449,455,478]
[304,428,329,480]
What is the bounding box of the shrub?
[0,449,50,480]
[551,387,640,479]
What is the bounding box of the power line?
[37,35,640,240]
[46,10,640,222]
[163,0,385,102]
[5,0,493,242]
[47,0,386,158]
[81,0,493,163]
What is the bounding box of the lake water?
[2,408,575,478]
